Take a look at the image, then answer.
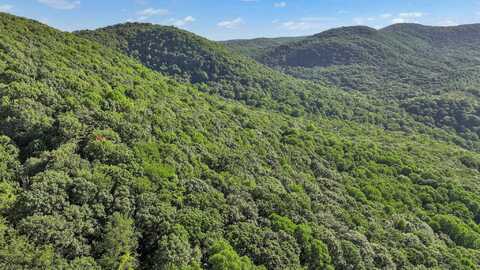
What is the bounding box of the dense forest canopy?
[221,36,306,59]
[224,24,480,141]
[77,22,480,151]
[224,23,480,149]
[1,12,480,269]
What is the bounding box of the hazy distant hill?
[77,23,357,116]
[221,36,305,59]
[77,22,450,141]
[225,23,480,143]
[242,24,480,95]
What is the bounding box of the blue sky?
[1,0,479,40]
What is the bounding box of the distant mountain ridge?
[76,23,414,125]
[223,23,480,141]
[225,23,480,95]
[383,23,480,48]
[221,36,306,58]
[77,22,480,150]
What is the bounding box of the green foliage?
[207,240,264,270]
[77,22,478,153]
[0,13,479,270]
[430,215,480,249]
[270,213,297,234]
[222,36,305,59]
[98,212,138,270]
[0,181,15,211]
[151,224,195,269]
[228,24,480,149]
[294,225,334,270]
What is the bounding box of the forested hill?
[76,22,373,119]
[221,36,305,59]
[2,12,480,269]
[243,23,480,97]
[225,23,480,146]
[77,22,480,151]
[383,23,480,48]
[225,23,480,92]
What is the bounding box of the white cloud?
[137,8,168,17]
[391,18,406,24]
[37,0,80,10]
[282,21,310,30]
[301,17,334,22]
[172,16,195,27]
[437,19,458,26]
[353,11,425,26]
[134,7,168,21]
[280,18,330,31]
[353,17,375,25]
[0,4,12,12]
[217,17,244,29]
[391,12,425,24]
[398,12,424,18]
[353,17,365,25]
[274,2,287,8]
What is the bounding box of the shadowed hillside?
[221,36,305,59]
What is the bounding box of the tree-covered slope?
[383,23,480,49]
[221,36,305,59]
[76,23,412,122]
[77,22,480,151]
[3,13,480,269]
[227,23,480,144]
[254,24,480,96]
[227,23,480,97]
[76,22,364,117]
